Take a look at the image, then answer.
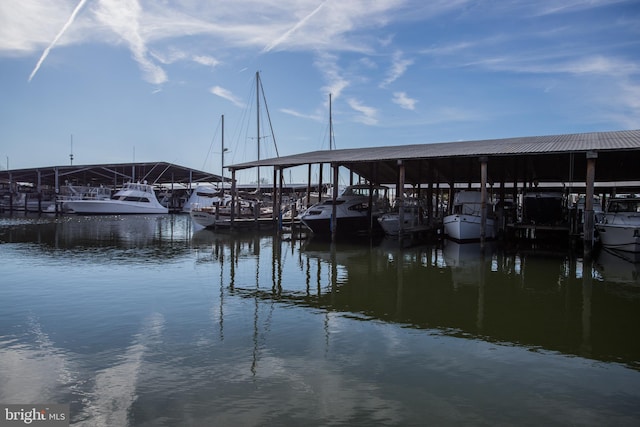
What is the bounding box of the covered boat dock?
[0,161,225,213]
[227,129,640,253]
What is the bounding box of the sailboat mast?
[221,114,225,184]
[256,71,261,193]
[329,93,333,150]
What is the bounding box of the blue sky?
[1,0,639,184]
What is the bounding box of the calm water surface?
[1,213,639,426]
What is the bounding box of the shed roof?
[0,162,224,189]
[228,129,640,186]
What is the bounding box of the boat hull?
[190,210,219,228]
[443,214,495,241]
[596,223,640,252]
[377,212,422,236]
[190,205,262,229]
[301,216,383,236]
[64,200,168,214]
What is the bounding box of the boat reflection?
[205,234,640,370]
[595,247,640,285]
[0,213,193,257]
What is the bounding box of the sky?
[1,0,639,184]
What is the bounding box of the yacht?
[595,197,640,252]
[182,184,222,213]
[45,183,112,213]
[299,184,390,237]
[64,181,168,214]
[189,194,265,228]
[443,190,496,241]
[377,197,427,237]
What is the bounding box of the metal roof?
[0,162,224,189]
[228,129,640,186]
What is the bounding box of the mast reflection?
[196,233,640,371]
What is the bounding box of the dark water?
[1,213,639,426]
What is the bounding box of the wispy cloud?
[0,2,73,53]
[347,98,378,125]
[392,92,417,110]
[380,51,413,87]
[314,52,350,100]
[193,55,219,68]
[530,0,627,16]
[262,1,327,53]
[94,0,167,85]
[468,54,639,78]
[420,41,476,56]
[210,85,245,107]
[8,0,414,84]
[28,0,89,82]
[280,108,323,121]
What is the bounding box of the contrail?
[262,1,327,53]
[28,0,89,82]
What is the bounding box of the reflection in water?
[0,213,192,250]
[0,315,77,404]
[595,247,640,285]
[1,214,640,425]
[0,313,164,427]
[206,234,640,371]
[76,314,165,427]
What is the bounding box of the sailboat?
[190,72,278,228]
[299,94,390,237]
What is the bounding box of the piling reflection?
[195,233,640,371]
[4,214,640,425]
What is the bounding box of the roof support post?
[318,163,324,203]
[306,164,312,209]
[278,167,284,232]
[427,165,434,226]
[54,167,60,214]
[584,151,597,258]
[480,156,488,248]
[398,160,405,239]
[447,158,455,215]
[36,169,42,213]
[8,172,13,212]
[230,169,236,229]
[272,168,278,222]
[435,178,441,226]
[331,163,339,241]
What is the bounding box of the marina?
[3,2,638,424]
[4,129,640,252]
[0,213,639,426]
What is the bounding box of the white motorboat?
[182,184,222,213]
[299,184,390,237]
[189,194,265,228]
[443,190,496,241]
[595,197,640,252]
[64,181,168,214]
[45,183,112,213]
[377,198,427,237]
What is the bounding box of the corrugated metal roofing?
[227,129,640,186]
[0,162,223,188]
[229,129,640,169]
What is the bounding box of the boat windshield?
[607,199,640,213]
[341,185,388,200]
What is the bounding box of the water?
[1,213,639,426]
